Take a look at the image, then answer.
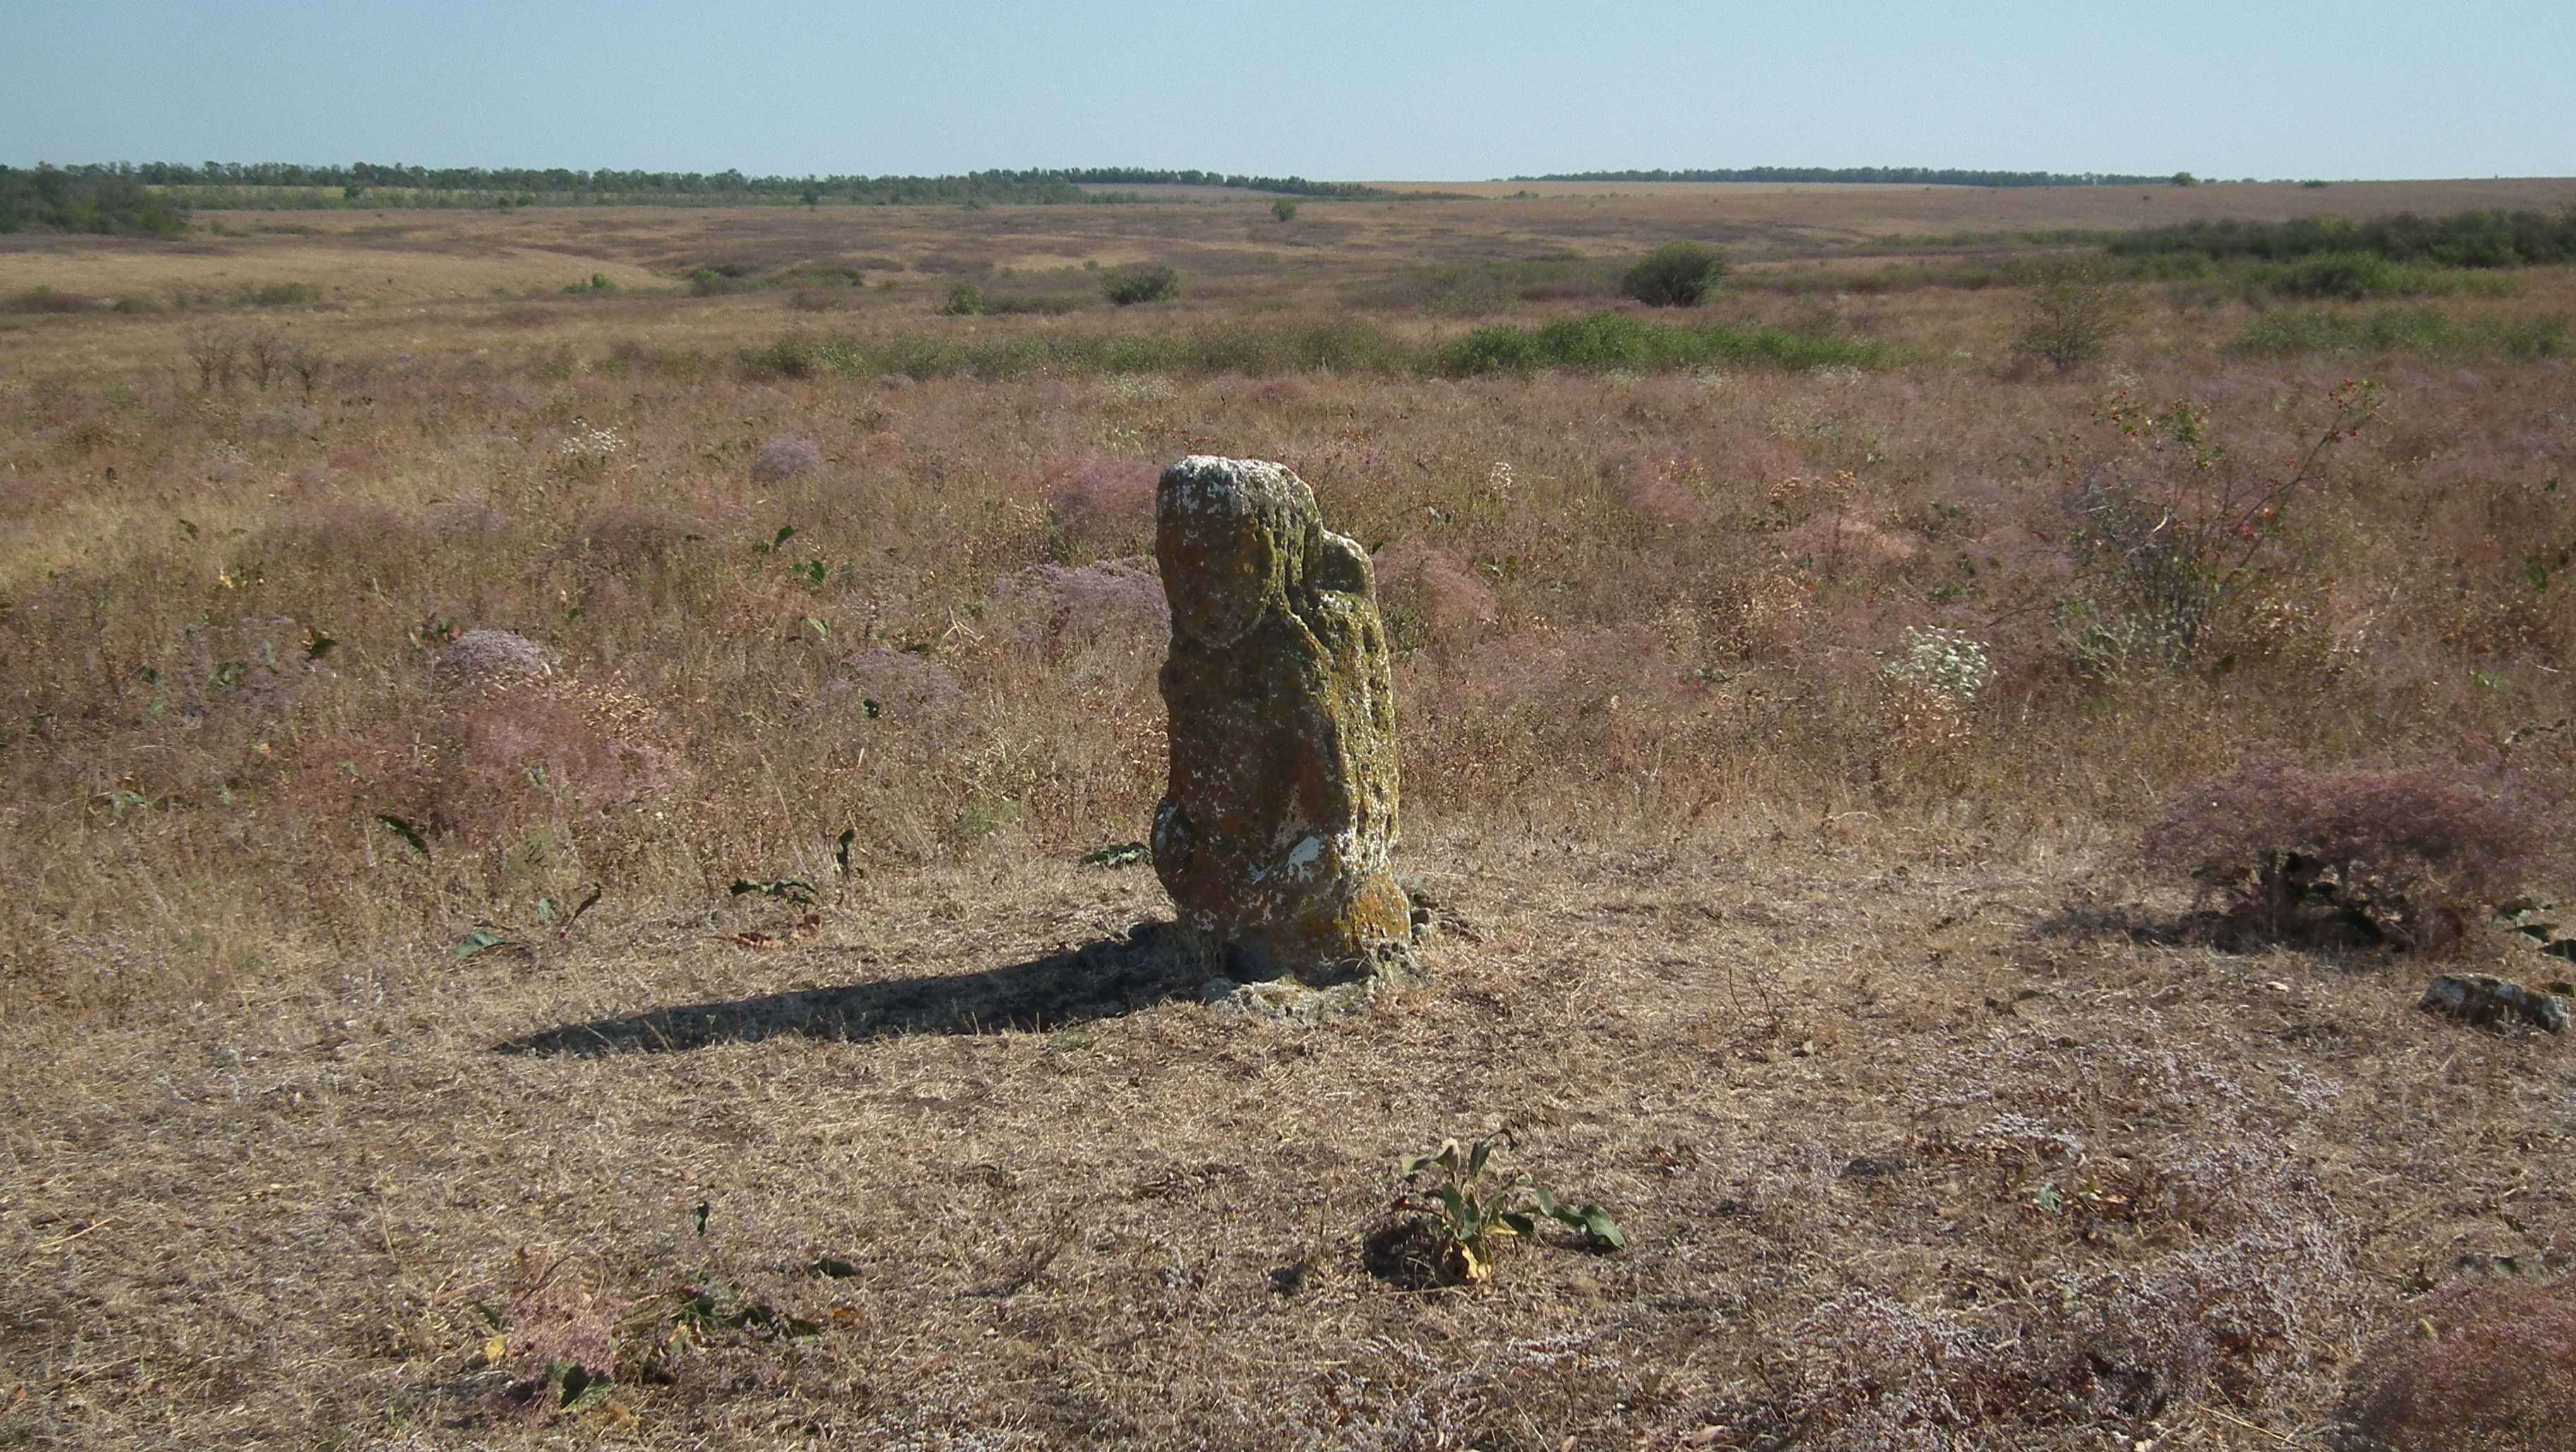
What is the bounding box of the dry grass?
[4,189,2576,1449]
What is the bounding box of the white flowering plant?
[557,427,625,468]
[1882,626,1993,701]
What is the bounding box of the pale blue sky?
[8,1,2570,181]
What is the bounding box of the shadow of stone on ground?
[497,921,1203,1057]
[2032,900,2393,955]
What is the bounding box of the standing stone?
[1153,456,1412,992]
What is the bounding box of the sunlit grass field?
[4,179,2575,1449]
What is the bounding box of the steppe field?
[6,177,2576,1450]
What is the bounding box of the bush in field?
[1620,240,1727,307]
[737,335,852,380]
[2015,258,2132,369]
[1100,263,1179,305]
[2260,251,2416,301]
[941,282,985,316]
[2051,380,2378,681]
[2142,748,2552,952]
[689,263,765,296]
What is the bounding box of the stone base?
[1198,944,1424,1023]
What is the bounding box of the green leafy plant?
[1079,842,1150,867]
[1621,240,1727,307]
[941,281,986,316]
[614,1278,826,1388]
[453,929,525,960]
[1271,198,1299,223]
[375,814,430,858]
[545,1359,611,1411]
[535,885,602,936]
[1396,1133,1625,1282]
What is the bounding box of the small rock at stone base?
[2419,972,2570,1032]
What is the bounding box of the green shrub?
[1271,198,1299,222]
[2108,207,2576,268]
[2232,307,2570,358]
[983,294,1083,315]
[690,264,766,297]
[941,282,986,316]
[1101,263,1179,305]
[2270,251,2411,299]
[1434,311,1881,376]
[737,335,839,379]
[0,165,187,237]
[1620,241,1727,307]
[775,265,864,288]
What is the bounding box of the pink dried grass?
[460,689,649,807]
[1041,453,1159,550]
[1372,537,1498,636]
[2342,1279,2576,1451]
[986,559,1169,660]
[750,434,823,484]
[2142,747,2556,951]
[1614,458,1705,529]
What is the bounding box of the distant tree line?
[0,165,189,234]
[23,162,1393,207]
[1521,167,2176,188]
[1047,169,1385,198]
[2106,208,2576,268]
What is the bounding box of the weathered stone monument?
[1152,456,1414,1011]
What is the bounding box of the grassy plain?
[4,179,2576,1450]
